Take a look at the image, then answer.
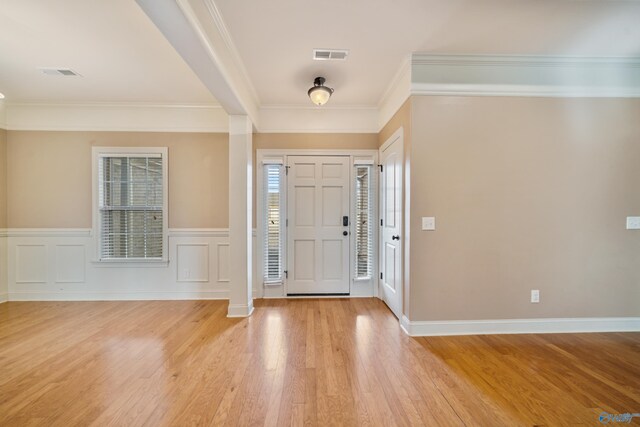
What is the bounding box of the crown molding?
[410,54,640,98]
[411,54,640,67]
[258,105,378,133]
[4,102,228,132]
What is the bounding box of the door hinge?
[380,272,383,280]
[285,166,290,175]
[284,270,288,279]
[380,219,383,226]
[378,164,383,172]
[286,219,289,227]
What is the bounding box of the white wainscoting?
[5,228,257,301]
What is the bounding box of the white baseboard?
[401,315,640,337]
[227,301,255,317]
[8,290,229,302]
[0,293,7,304]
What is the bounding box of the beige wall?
[0,128,6,229]
[7,131,229,229]
[379,99,411,148]
[410,96,640,320]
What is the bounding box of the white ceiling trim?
[377,55,411,131]
[176,0,258,119]
[135,0,258,124]
[202,0,261,107]
[410,54,640,98]
[4,102,228,133]
[258,105,378,134]
[411,83,640,98]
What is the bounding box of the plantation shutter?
[98,154,164,259]
[355,165,373,278]
[263,163,283,282]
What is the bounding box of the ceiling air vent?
[313,49,349,61]
[39,68,82,77]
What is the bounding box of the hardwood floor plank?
[0,299,638,426]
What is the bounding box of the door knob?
[392,235,400,240]
[343,231,349,236]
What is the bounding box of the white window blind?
[355,165,373,279]
[98,154,164,259]
[263,164,283,282]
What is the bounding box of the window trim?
[256,155,287,288]
[91,146,169,265]
[354,164,373,280]
[262,162,285,284]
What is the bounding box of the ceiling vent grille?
[313,49,349,61]
[39,68,82,77]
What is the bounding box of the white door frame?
[378,128,404,318]
[256,149,378,299]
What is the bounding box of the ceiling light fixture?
[0,93,4,99]
[308,77,334,106]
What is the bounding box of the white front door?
[379,132,403,318]
[286,156,351,294]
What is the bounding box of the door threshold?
[287,293,350,297]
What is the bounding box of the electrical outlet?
[183,269,191,279]
[531,289,540,303]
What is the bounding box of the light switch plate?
[422,217,436,231]
[531,289,540,303]
[627,216,640,230]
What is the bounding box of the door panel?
[380,135,403,318]
[287,156,350,294]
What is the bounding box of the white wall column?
[227,115,254,317]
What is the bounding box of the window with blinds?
[263,164,283,282]
[355,165,373,279]
[98,153,165,260]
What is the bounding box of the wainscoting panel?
[176,243,210,283]
[55,245,86,283]
[16,245,47,284]
[5,228,254,301]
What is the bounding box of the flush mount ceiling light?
[0,92,4,99]
[308,77,334,106]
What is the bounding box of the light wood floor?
[0,299,638,426]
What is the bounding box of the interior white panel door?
[287,156,350,294]
[380,136,403,318]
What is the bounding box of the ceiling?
[216,0,640,107]
[0,0,216,104]
[1,0,639,108]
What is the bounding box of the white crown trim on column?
[410,54,640,98]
